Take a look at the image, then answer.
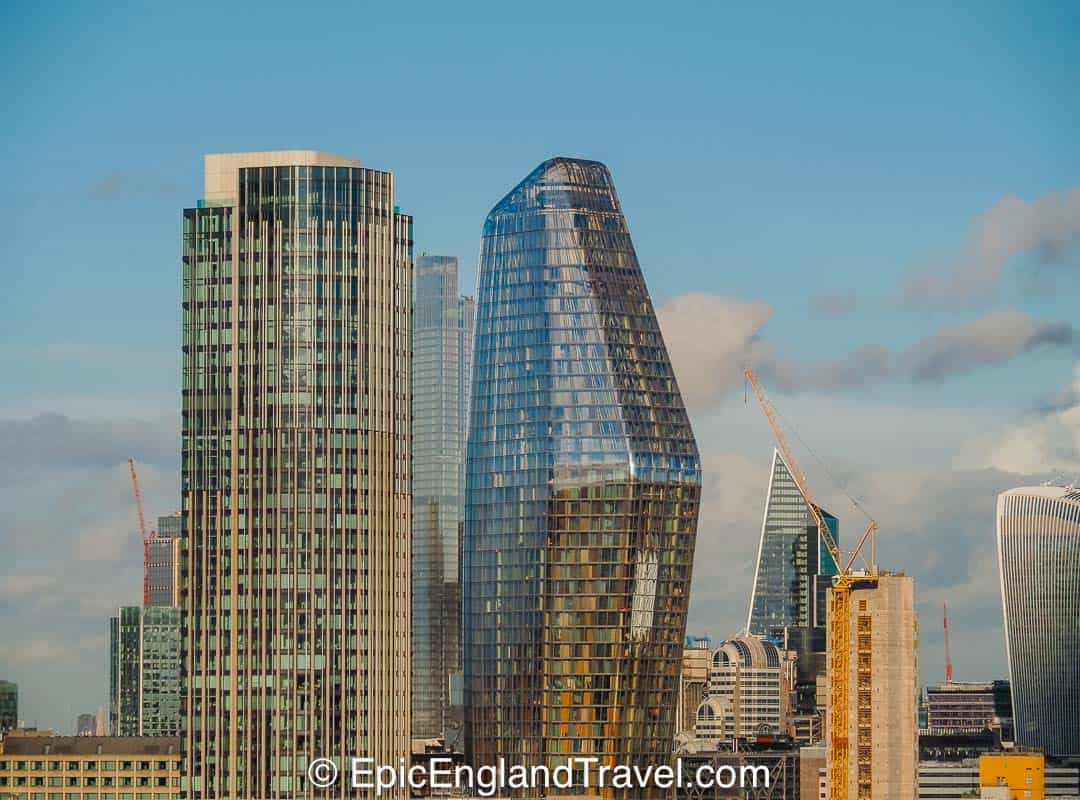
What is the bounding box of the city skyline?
[2,2,1080,734]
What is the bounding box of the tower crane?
[128,457,156,606]
[744,368,878,800]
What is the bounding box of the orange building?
[979,752,1045,800]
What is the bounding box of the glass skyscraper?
[411,254,474,741]
[182,152,412,798]
[747,449,839,641]
[109,605,181,737]
[0,680,17,731]
[463,157,701,790]
[997,486,1080,757]
[148,512,182,607]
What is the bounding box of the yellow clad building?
[979,752,1045,800]
[0,731,180,800]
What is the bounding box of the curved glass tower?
[463,157,701,788]
[997,486,1080,757]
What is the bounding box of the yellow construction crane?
[743,368,878,800]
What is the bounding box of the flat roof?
[1,736,180,756]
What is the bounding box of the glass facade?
[181,153,412,798]
[412,255,474,740]
[148,513,182,607]
[109,606,141,737]
[463,157,701,791]
[997,486,1080,757]
[747,449,839,641]
[0,680,17,731]
[109,606,181,737]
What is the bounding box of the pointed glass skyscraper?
[463,158,701,788]
[747,449,839,641]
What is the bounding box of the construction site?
[744,369,920,800]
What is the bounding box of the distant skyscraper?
[76,713,96,736]
[463,157,702,787]
[148,512,182,607]
[109,605,181,737]
[412,254,474,740]
[997,486,1080,757]
[0,680,16,731]
[182,151,412,798]
[748,449,839,640]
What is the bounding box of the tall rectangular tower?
[411,254,474,741]
[109,605,182,737]
[148,512,182,607]
[827,574,918,800]
[0,680,18,731]
[181,151,412,798]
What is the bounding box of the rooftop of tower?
[203,150,362,203]
[1000,484,1080,503]
[486,156,617,219]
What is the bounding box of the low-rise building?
[926,681,1013,740]
[980,753,1044,800]
[679,639,713,737]
[919,756,1079,800]
[0,732,180,800]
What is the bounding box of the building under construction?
[827,573,919,800]
[743,369,919,800]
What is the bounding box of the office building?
[980,753,1044,800]
[148,513,182,607]
[748,449,839,640]
[411,254,474,740]
[800,744,827,800]
[0,681,16,732]
[109,606,181,737]
[925,681,1013,739]
[75,714,95,736]
[677,743,801,800]
[827,574,919,800]
[997,486,1080,757]
[182,151,412,798]
[919,756,1080,800]
[0,732,180,800]
[694,635,796,741]
[463,157,702,786]
[677,639,713,738]
[748,450,838,731]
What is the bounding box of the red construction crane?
[943,603,953,684]
[128,457,156,606]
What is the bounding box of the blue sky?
[1,1,1078,731]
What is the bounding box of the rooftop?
[203,150,362,202]
[1,734,180,756]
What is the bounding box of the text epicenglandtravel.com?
[306,756,771,796]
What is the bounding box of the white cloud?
[904,186,1080,305]
[658,292,1075,411]
[966,364,1080,475]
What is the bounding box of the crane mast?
[128,457,156,606]
[743,368,877,800]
